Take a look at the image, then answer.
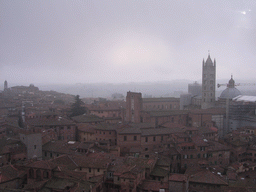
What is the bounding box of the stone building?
[126,91,143,123]
[20,131,42,160]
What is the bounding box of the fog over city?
[1,1,256,93]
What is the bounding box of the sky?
[1,0,256,85]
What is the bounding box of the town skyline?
[1,1,256,84]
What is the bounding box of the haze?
[1,1,256,85]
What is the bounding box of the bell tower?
[201,53,216,109]
[4,80,8,91]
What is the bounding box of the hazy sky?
[1,0,256,85]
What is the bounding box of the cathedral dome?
[219,87,241,99]
[219,75,241,99]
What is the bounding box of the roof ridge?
[68,155,79,167]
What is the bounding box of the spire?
[228,75,235,88]
[205,54,213,66]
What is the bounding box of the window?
[89,168,91,172]
[34,145,36,149]
[43,171,49,178]
[153,136,156,141]
[134,136,137,141]
[200,147,205,151]
[145,137,148,142]
[124,136,127,141]
[98,168,100,172]
[145,148,148,151]
[109,132,111,134]
[161,136,163,141]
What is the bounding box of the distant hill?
[3,79,256,99]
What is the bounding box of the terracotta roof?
[156,155,171,167]
[93,123,121,131]
[141,127,183,136]
[76,142,93,150]
[227,170,237,181]
[150,166,169,177]
[23,180,48,190]
[71,155,111,169]
[77,124,95,133]
[43,177,76,190]
[26,118,75,126]
[0,165,23,183]
[120,172,136,179]
[189,170,228,185]
[208,141,230,151]
[43,140,80,154]
[143,97,179,103]
[109,156,156,176]
[119,127,141,134]
[169,173,188,182]
[192,135,209,147]
[138,180,169,191]
[50,155,78,170]
[71,114,104,123]
[161,122,187,128]
[147,110,188,117]
[198,126,218,134]
[26,160,57,170]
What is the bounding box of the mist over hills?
[3,79,256,99]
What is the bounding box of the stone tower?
[201,54,216,109]
[4,80,8,91]
[125,91,142,123]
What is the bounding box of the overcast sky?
[1,0,256,85]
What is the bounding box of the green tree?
[70,95,86,117]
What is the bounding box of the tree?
[70,95,86,117]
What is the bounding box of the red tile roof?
[138,180,169,191]
[169,173,188,182]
